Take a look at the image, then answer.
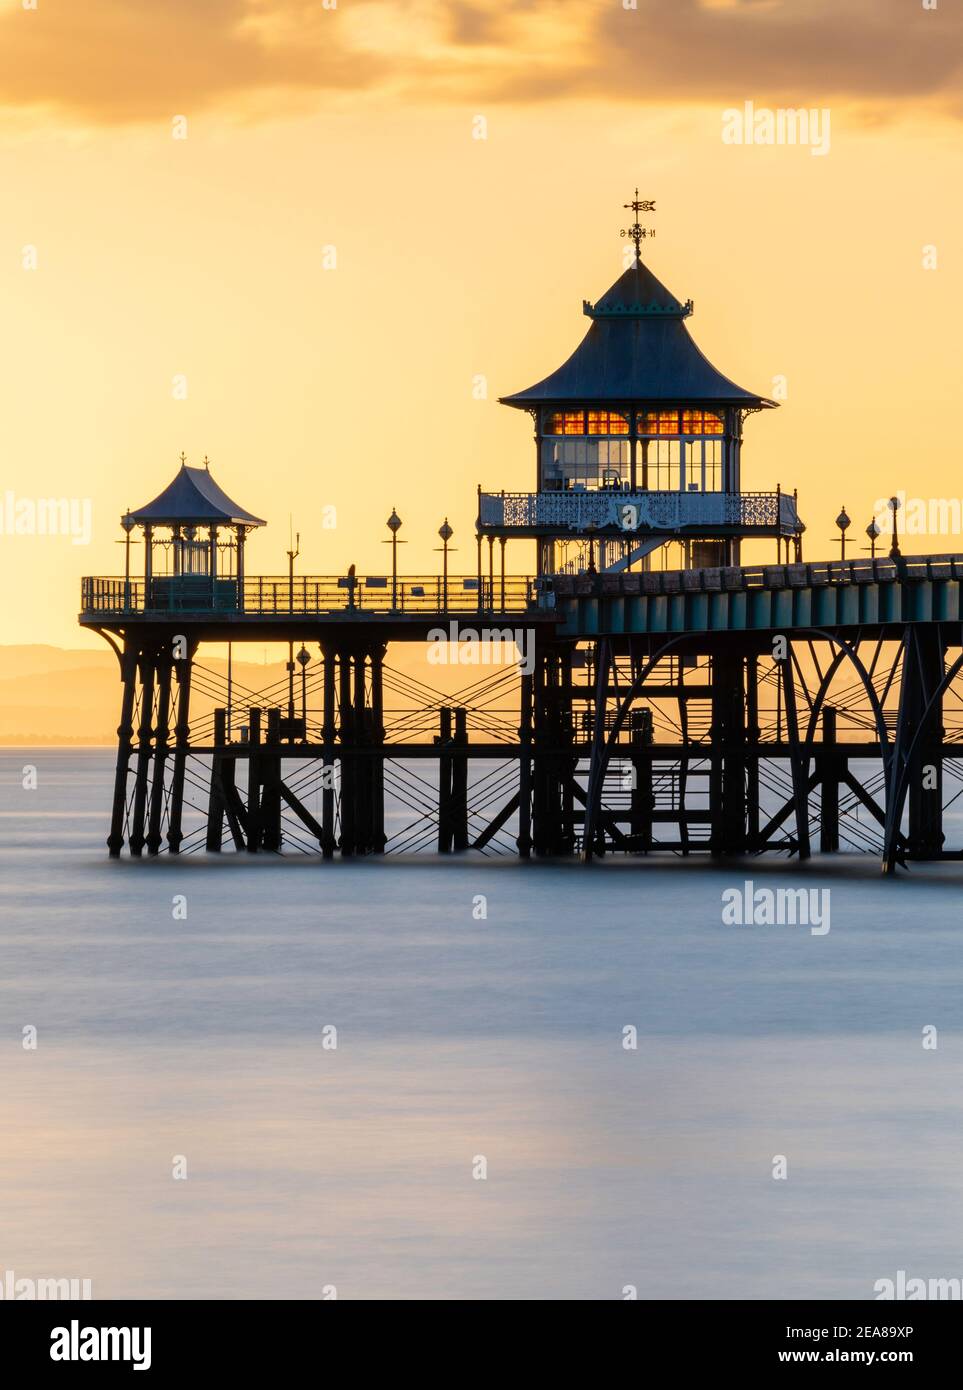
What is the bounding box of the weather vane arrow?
[620,189,656,262]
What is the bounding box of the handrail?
[478,488,803,534]
[80,574,537,617]
[544,554,963,599]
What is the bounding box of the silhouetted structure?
[81,207,962,875]
[479,195,803,578]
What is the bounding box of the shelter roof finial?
[621,189,656,265]
[179,451,187,467]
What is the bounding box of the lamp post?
[865,517,881,560]
[888,496,902,560]
[585,522,598,576]
[834,506,851,562]
[286,527,300,614]
[120,510,135,610]
[383,509,405,610]
[296,645,311,737]
[437,518,454,611]
[286,527,300,721]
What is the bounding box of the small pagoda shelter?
[479,195,804,576]
[126,455,265,611]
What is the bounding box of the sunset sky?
[1,0,961,647]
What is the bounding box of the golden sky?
[0,0,961,646]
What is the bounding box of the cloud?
[587,0,963,109]
[0,0,960,126]
[0,0,388,124]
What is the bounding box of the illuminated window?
[638,410,724,436]
[638,410,679,436]
[682,409,724,435]
[587,411,629,435]
[545,411,585,435]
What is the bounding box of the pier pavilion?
[79,201,963,874]
[478,194,805,578]
[122,453,264,612]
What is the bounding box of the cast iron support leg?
[907,627,945,861]
[321,646,336,859]
[107,641,139,858]
[745,655,760,848]
[452,707,469,852]
[517,674,533,859]
[261,707,283,852]
[166,651,193,855]
[146,654,173,855]
[370,645,386,854]
[339,651,355,857]
[819,706,840,853]
[437,706,453,854]
[581,639,611,863]
[245,707,262,853]
[781,649,811,860]
[206,707,227,852]
[129,654,155,857]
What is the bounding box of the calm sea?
[2,749,963,1300]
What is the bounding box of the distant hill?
[0,642,520,744]
[0,647,118,743]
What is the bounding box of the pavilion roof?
[130,463,265,527]
[500,259,774,409]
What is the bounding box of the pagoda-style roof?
[586,262,693,319]
[130,463,265,527]
[500,259,774,409]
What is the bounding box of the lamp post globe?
[835,506,851,561]
[121,510,135,609]
[888,496,902,560]
[385,509,403,610]
[438,519,453,610]
[866,517,881,560]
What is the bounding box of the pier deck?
[79,557,963,873]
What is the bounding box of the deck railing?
[81,555,963,620]
[478,489,801,533]
[80,574,538,617]
[543,553,963,598]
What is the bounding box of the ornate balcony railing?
[478,489,801,534]
[80,575,538,617]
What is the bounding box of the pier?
[80,551,963,874]
[79,201,961,874]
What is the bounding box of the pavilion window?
[586,411,628,435]
[636,409,725,491]
[638,410,680,436]
[682,439,723,492]
[638,439,681,492]
[181,526,211,576]
[544,410,585,435]
[540,437,631,491]
[681,409,723,435]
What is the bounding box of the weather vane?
[621,189,656,263]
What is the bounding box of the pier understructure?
[81,553,963,875]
